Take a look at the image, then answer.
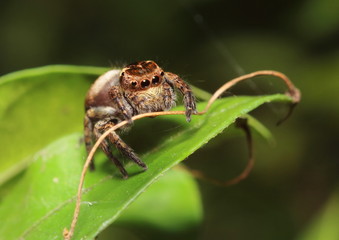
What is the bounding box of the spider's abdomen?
[85,70,120,110]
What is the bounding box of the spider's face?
[120,60,165,92]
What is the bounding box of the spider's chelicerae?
[84,60,197,178]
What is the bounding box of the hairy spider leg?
[164,72,197,122]
[106,129,147,171]
[109,86,134,121]
[93,122,129,178]
[93,119,147,178]
[162,81,177,110]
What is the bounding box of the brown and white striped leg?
[107,130,147,171]
[164,72,197,122]
[93,123,129,178]
[162,81,176,110]
[85,107,119,170]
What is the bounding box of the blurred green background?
[1,0,339,239]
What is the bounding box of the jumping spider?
[84,60,197,178]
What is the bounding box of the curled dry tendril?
[63,70,301,240]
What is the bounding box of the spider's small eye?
[121,72,125,76]
[160,71,164,76]
[152,76,160,84]
[141,79,150,88]
[131,81,137,87]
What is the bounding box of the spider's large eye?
[141,79,150,88]
[152,76,160,85]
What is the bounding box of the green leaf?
[0,133,202,239]
[0,93,292,240]
[116,165,202,232]
[0,65,108,185]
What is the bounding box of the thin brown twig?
[199,70,300,114]
[63,70,300,240]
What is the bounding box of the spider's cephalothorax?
[84,60,197,178]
